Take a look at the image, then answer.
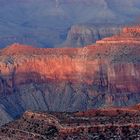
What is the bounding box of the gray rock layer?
[62,25,122,47]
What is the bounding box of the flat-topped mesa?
[1,43,39,55]
[1,43,79,56]
[0,39,139,111]
[96,26,140,45]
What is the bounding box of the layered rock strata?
[1,105,140,139]
[96,26,140,45]
[0,26,140,125]
[62,25,122,47]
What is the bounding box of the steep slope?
[96,26,140,45]
[62,24,122,47]
[0,26,140,125]
[0,0,140,48]
[1,105,140,139]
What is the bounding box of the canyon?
[61,24,122,47]
[96,26,140,45]
[0,26,139,126]
[0,0,140,48]
[1,105,140,139]
[0,1,140,139]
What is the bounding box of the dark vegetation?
[1,109,140,139]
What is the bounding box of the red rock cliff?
[0,26,139,113]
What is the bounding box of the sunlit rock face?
[96,26,140,45]
[0,26,140,125]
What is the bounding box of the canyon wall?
[0,26,140,125]
[62,25,121,47]
[0,0,140,48]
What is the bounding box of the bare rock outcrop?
[62,24,122,47]
[0,26,140,125]
[96,25,140,45]
[1,106,140,139]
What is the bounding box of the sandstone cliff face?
[96,26,140,45]
[0,26,140,125]
[62,25,122,47]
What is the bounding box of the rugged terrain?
[1,105,140,139]
[61,24,122,47]
[0,0,140,47]
[0,26,139,125]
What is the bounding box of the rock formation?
[96,25,140,45]
[0,26,140,125]
[1,105,140,139]
[62,24,122,47]
[0,0,140,48]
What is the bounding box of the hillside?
[0,26,139,126]
[1,105,140,139]
[0,0,140,48]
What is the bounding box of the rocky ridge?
[0,0,140,48]
[96,26,140,45]
[61,24,122,47]
[1,105,140,139]
[0,26,139,125]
